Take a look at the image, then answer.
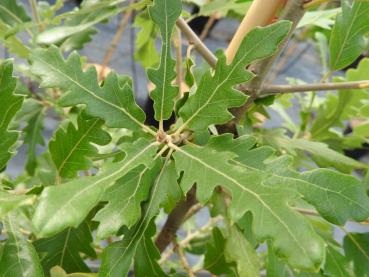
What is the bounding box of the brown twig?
[155,186,198,252]
[199,13,219,41]
[100,2,134,80]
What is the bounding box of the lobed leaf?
[0,214,44,277]
[0,60,24,170]
[329,0,369,70]
[32,139,158,238]
[172,142,327,271]
[147,0,181,123]
[94,165,157,240]
[209,134,369,225]
[178,21,291,132]
[0,190,34,219]
[343,232,369,277]
[0,0,30,26]
[49,113,111,179]
[30,46,151,134]
[24,107,45,176]
[99,159,181,277]
[34,222,96,274]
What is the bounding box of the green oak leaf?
[224,225,260,277]
[343,232,369,277]
[49,113,111,179]
[329,0,369,70]
[178,21,291,132]
[208,134,369,225]
[324,245,350,277]
[134,221,167,277]
[0,60,24,170]
[32,139,158,238]
[0,214,44,277]
[204,227,237,275]
[133,11,160,68]
[0,22,30,58]
[34,221,96,274]
[0,190,34,218]
[172,143,325,271]
[147,0,181,123]
[24,107,45,176]
[99,159,181,277]
[30,46,151,134]
[94,165,157,240]
[0,0,30,26]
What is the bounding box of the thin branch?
[218,0,307,134]
[155,186,198,252]
[199,13,218,41]
[260,80,369,95]
[28,0,44,32]
[304,0,331,9]
[174,240,196,277]
[100,2,134,80]
[176,17,217,68]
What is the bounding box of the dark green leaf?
[49,113,111,179]
[343,232,369,277]
[147,0,181,123]
[0,60,24,170]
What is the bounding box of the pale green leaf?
[49,113,111,179]
[178,21,291,132]
[0,190,34,219]
[99,159,181,277]
[225,226,260,277]
[34,222,96,274]
[0,22,30,58]
[30,46,151,134]
[0,214,44,277]
[147,0,181,123]
[32,139,158,238]
[0,60,24,170]
[329,0,369,70]
[0,0,30,26]
[298,9,339,30]
[172,143,325,271]
[133,11,160,68]
[50,266,97,277]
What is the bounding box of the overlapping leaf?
[224,226,260,277]
[0,214,44,277]
[0,190,34,218]
[94,165,156,239]
[99,159,181,277]
[0,60,24,170]
[30,46,149,133]
[24,107,45,176]
[178,21,291,132]
[147,0,181,123]
[208,134,369,225]
[329,0,369,70]
[343,232,369,277]
[0,0,30,26]
[32,139,158,238]
[34,222,96,274]
[172,142,325,271]
[49,113,111,179]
